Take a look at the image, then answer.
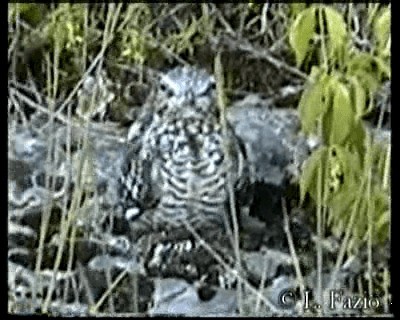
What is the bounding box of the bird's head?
[155,66,217,119]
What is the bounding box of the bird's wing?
[119,106,160,223]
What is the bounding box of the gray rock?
[243,248,293,281]
[150,278,238,316]
[227,94,316,186]
[88,255,140,273]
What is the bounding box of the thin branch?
[215,52,244,314]
[212,4,236,37]
[327,180,365,289]
[182,220,279,313]
[209,35,308,80]
[91,269,129,314]
[9,87,125,143]
[282,199,306,296]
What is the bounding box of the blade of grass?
[214,51,244,314]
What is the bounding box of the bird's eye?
[160,84,167,91]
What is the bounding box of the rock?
[243,248,293,281]
[227,94,316,186]
[149,278,237,316]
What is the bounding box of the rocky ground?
[8,74,390,316]
[8,3,391,316]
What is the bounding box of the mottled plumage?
[119,66,247,233]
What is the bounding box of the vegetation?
[8,3,391,316]
[293,4,390,250]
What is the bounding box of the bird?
[118,66,250,239]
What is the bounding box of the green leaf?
[329,82,354,145]
[349,76,367,117]
[374,8,391,56]
[325,145,363,227]
[298,71,331,135]
[356,70,380,96]
[335,145,363,184]
[374,209,390,243]
[347,53,381,94]
[300,146,329,204]
[289,7,317,67]
[328,188,357,232]
[290,3,307,17]
[319,75,338,144]
[346,119,366,154]
[14,3,46,27]
[322,6,348,60]
[374,56,391,79]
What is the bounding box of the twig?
[282,198,305,295]
[182,220,279,313]
[259,3,269,36]
[209,35,308,80]
[327,180,365,289]
[212,4,236,37]
[8,94,28,126]
[214,52,243,314]
[77,263,95,306]
[105,269,116,313]
[246,3,269,39]
[91,269,129,314]
[119,4,189,34]
[9,87,126,143]
[33,87,58,313]
[27,72,45,105]
[8,32,18,62]
[383,144,390,191]
[254,252,270,315]
[149,37,189,66]
[52,2,122,121]
[42,142,84,312]
[316,164,323,307]
[383,267,390,314]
